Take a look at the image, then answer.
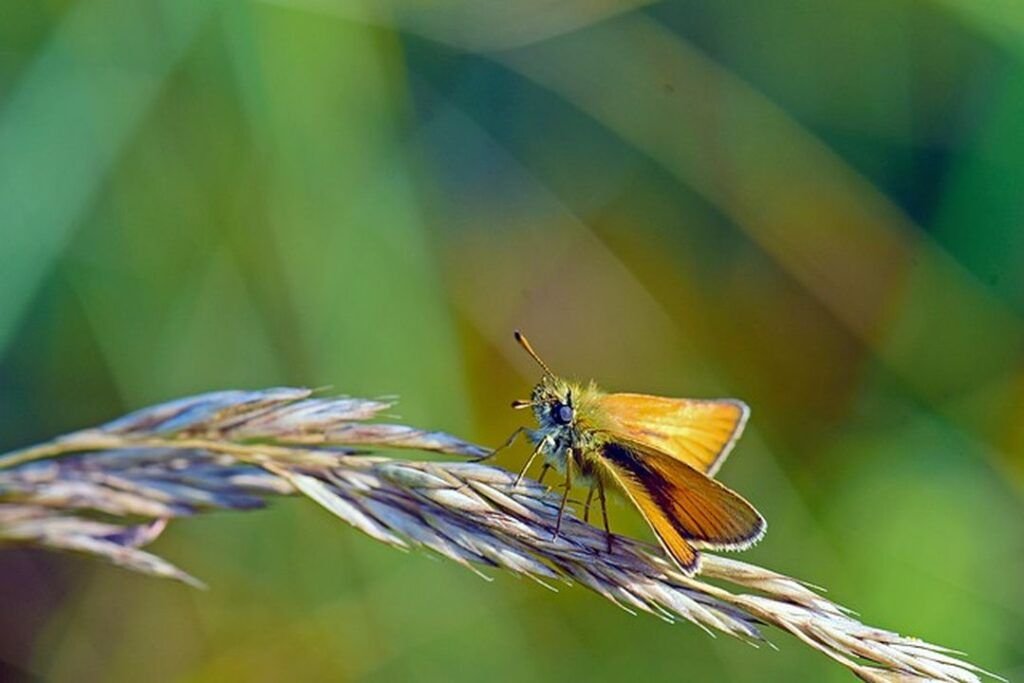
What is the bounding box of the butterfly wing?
[595,393,749,477]
[598,439,766,574]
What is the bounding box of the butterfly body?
[510,332,766,575]
[526,376,606,479]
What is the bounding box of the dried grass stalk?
[0,388,1000,682]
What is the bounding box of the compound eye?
[552,403,574,425]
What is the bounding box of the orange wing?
[596,394,749,477]
[598,439,765,574]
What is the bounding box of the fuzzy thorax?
[528,376,613,482]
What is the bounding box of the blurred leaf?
[0,0,209,357]
[269,0,657,51]
[936,0,1024,60]
[221,3,469,425]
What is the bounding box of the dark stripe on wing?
[601,440,765,549]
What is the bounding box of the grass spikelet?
[0,388,1002,682]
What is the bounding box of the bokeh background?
[2,1,1024,680]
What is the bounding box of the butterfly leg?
[514,436,548,487]
[473,426,525,462]
[598,477,612,553]
[553,453,573,539]
[583,484,596,523]
[537,463,552,485]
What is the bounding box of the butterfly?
[495,331,766,575]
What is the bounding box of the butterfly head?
[511,331,587,436]
[529,374,576,432]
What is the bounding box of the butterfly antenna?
[514,330,554,377]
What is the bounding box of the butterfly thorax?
[528,376,612,478]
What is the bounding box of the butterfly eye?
[552,403,574,425]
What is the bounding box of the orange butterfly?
[497,331,765,575]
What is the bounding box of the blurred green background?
[2,0,1023,680]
